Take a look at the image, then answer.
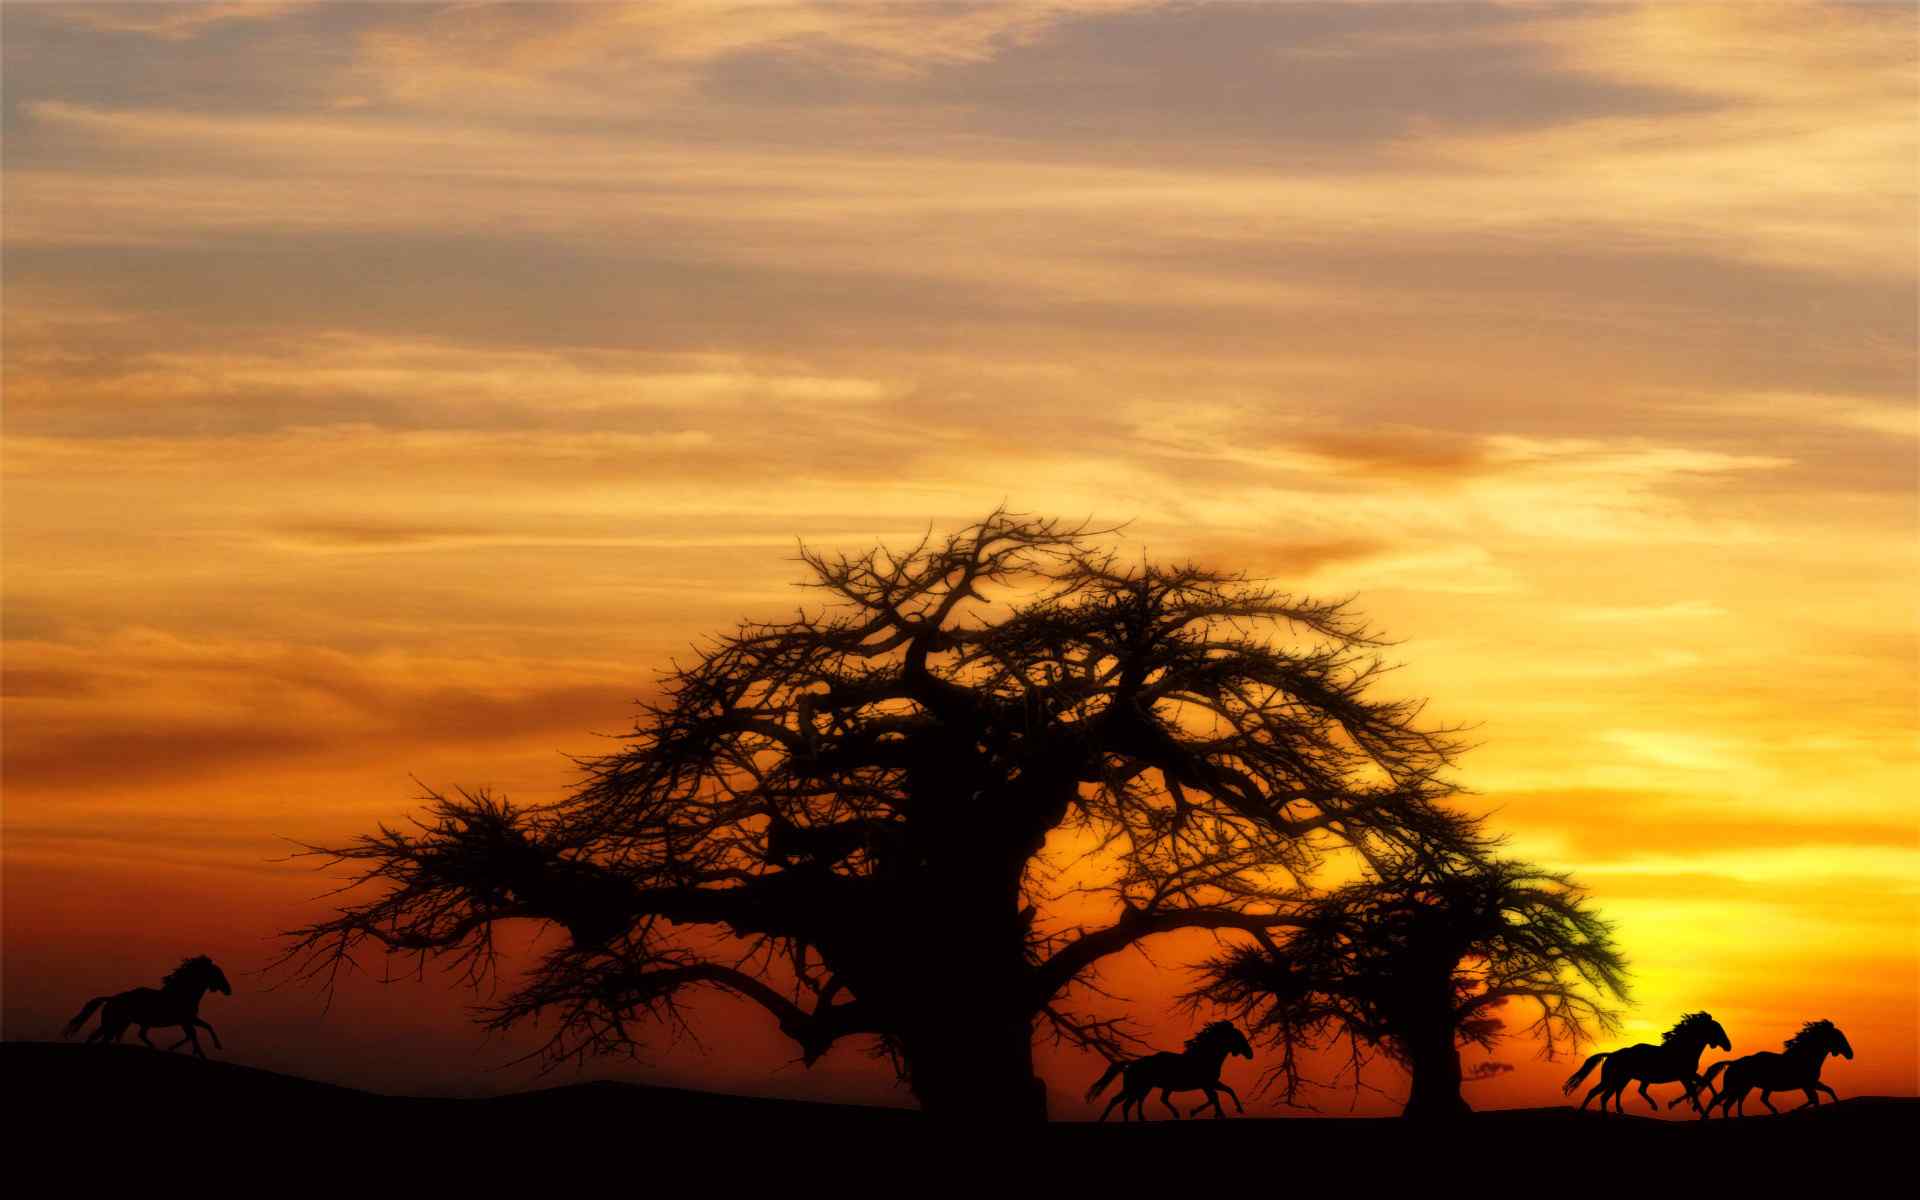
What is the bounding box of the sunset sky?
[4,1,1915,1116]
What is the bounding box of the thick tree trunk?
[897,852,1049,1118]
[900,1009,1048,1122]
[883,770,1062,1123]
[892,885,1049,1122]
[1401,1023,1471,1120]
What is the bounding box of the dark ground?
[9,1041,1911,1185]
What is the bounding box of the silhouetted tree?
[1188,851,1627,1119]
[280,510,1478,1121]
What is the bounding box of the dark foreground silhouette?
[62,955,231,1057]
[1697,1020,1854,1118]
[1189,852,1628,1118]
[276,513,1493,1123]
[1564,1011,1730,1113]
[1085,1020,1253,1120]
[6,1041,1910,1182]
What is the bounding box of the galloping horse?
[1086,1021,1254,1121]
[64,955,232,1058]
[1562,1011,1730,1114]
[1695,1020,1852,1119]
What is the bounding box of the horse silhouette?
[64,955,232,1057]
[1562,1011,1730,1114]
[1694,1019,1852,1119]
[1086,1021,1253,1121]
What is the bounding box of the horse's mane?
[1184,1020,1239,1052]
[1785,1020,1837,1052]
[162,955,213,988]
[1662,1011,1716,1044]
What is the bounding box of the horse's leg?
[1797,1088,1819,1110]
[1160,1088,1180,1120]
[1814,1083,1839,1104]
[184,1024,206,1059]
[198,1019,222,1050]
[1217,1082,1243,1114]
[1715,1084,1743,1120]
[1579,1081,1606,1112]
[96,1006,128,1045]
[1189,1088,1214,1118]
[1637,1080,1658,1112]
[1099,1092,1124,1122]
[1594,1067,1621,1114]
[1689,1077,1715,1114]
[1759,1090,1778,1115]
[138,1025,157,1049]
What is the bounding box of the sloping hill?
[4,1040,919,1126]
[9,1041,1909,1182]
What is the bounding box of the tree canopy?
[1187,849,1628,1116]
[280,510,1482,1119]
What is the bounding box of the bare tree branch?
[278,511,1481,1116]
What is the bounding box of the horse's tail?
[1562,1051,1610,1094]
[1086,1059,1128,1102]
[63,996,110,1039]
[1699,1060,1730,1089]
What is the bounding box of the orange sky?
[3,1,1915,1116]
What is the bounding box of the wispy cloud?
[45,2,312,41]
[1570,601,1728,623]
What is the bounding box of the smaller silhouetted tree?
[1187,851,1628,1119]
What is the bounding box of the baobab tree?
[280,511,1479,1121]
[1188,850,1628,1118]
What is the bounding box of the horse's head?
[1192,1020,1253,1060]
[1792,1020,1851,1061]
[1667,1011,1730,1052]
[173,955,231,996]
[1228,1026,1254,1060]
